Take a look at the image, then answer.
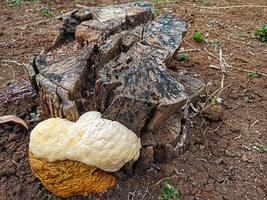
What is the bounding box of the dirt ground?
[0,0,266,200]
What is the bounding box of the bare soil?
[0,0,266,200]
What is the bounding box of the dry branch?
[197,5,267,9]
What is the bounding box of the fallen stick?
[197,5,267,9]
[205,84,231,105]
[75,4,89,9]
[209,64,267,77]
[178,48,201,53]
[183,39,197,49]
[219,49,226,89]
[2,59,27,66]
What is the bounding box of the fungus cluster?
[29,111,141,197]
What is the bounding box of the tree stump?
[26,2,205,172]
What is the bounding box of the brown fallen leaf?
[241,154,252,163]
[0,115,28,129]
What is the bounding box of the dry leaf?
[241,154,252,163]
[0,115,28,129]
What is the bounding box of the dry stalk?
[197,5,267,9]
[219,48,226,89]
[178,48,201,53]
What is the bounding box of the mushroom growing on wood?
[29,111,141,197]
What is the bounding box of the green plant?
[255,24,267,42]
[177,53,189,61]
[160,181,180,200]
[208,19,221,26]
[210,39,222,50]
[247,71,262,78]
[153,0,162,3]
[193,32,203,43]
[259,144,267,152]
[8,0,22,6]
[154,8,161,16]
[8,0,36,6]
[42,7,52,17]
[203,0,215,6]
[209,96,218,105]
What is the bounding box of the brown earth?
[0,0,266,200]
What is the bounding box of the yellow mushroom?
[29,111,141,197]
[29,152,116,198]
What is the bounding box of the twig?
[189,102,199,113]
[197,5,267,9]
[209,64,267,77]
[205,84,231,104]
[205,87,221,104]
[183,39,197,49]
[212,121,224,132]
[128,189,137,200]
[75,4,89,9]
[204,48,219,59]
[2,59,27,66]
[154,175,177,186]
[178,48,201,53]
[219,48,226,89]
[218,84,231,96]
[173,167,186,176]
[141,187,149,200]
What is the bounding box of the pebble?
[201,104,224,122]
[1,160,16,176]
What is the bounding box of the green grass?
[247,72,262,78]
[203,0,215,6]
[160,181,180,200]
[177,53,189,61]
[208,19,221,26]
[259,144,267,152]
[154,8,161,16]
[42,7,52,17]
[209,97,218,105]
[8,0,22,6]
[193,32,204,43]
[255,24,267,42]
[8,0,37,6]
[210,39,222,49]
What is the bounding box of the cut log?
[25,2,205,172]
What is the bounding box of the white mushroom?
[29,111,141,172]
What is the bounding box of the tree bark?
[26,2,205,172]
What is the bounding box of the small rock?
[0,155,5,161]
[8,132,20,142]
[26,176,37,184]
[12,151,24,163]
[0,139,5,146]
[227,167,240,181]
[6,142,17,154]
[240,154,252,163]
[140,146,154,170]
[1,160,16,176]
[201,104,224,121]
[0,32,3,37]
[214,157,224,165]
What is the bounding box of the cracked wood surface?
[26,2,205,169]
